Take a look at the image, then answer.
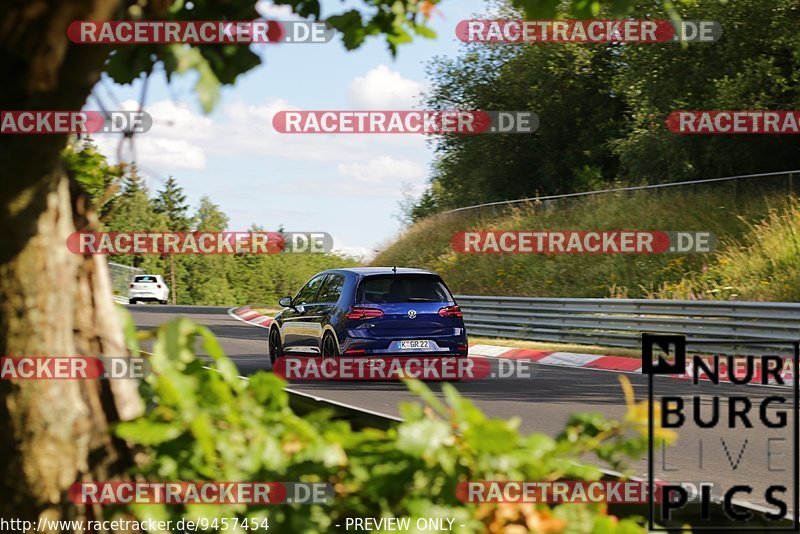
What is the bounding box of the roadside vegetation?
[644,199,800,301]
[66,140,357,306]
[406,0,800,219]
[377,186,796,300]
[383,0,800,303]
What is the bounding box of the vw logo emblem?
[407,310,417,319]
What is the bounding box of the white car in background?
[128,275,169,305]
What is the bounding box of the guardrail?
[109,261,142,303]
[455,296,800,355]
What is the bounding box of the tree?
[106,166,168,273]
[412,0,800,216]
[153,177,191,303]
[153,177,191,231]
[62,139,121,217]
[193,195,229,233]
[182,197,236,305]
[0,0,443,525]
[611,0,800,182]
[419,25,624,212]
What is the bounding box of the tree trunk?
[0,0,141,527]
[170,254,177,304]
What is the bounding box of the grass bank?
[373,185,796,300]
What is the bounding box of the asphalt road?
[130,304,798,518]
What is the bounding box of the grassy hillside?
[646,199,800,301]
[373,186,797,300]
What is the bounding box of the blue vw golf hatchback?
[268,267,468,363]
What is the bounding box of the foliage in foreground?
[113,316,675,533]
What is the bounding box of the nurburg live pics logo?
[643,334,800,531]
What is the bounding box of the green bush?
[112,315,675,533]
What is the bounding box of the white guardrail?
[454,296,800,356]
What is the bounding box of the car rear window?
[134,276,158,283]
[357,274,452,303]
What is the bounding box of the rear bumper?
[340,330,469,357]
[128,291,164,301]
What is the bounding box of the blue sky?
[92,0,491,259]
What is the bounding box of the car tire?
[321,332,340,358]
[268,326,283,365]
[128,299,136,305]
[159,300,167,305]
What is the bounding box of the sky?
[91,0,491,260]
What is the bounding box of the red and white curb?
[230,305,274,329]
[229,306,793,386]
[469,344,643,373]
[471,344,794,386]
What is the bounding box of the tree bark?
[0,0,141,527]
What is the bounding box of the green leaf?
[196,324,241,384]
[404,379,448,417]
[464,419,518,454]
[119,306,140,356]
[396,418,452,456]
[511,0,564,19]
[171,46,221,113]
[115,420,182,445]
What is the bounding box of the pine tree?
[153,177,191,303]
[153,176,191,231]
[194,196,229,232]
[106,165,167,272]
[120,163,145,196]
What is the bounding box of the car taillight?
[438,305,463,318]
[157,284,162,288]
[129,283,134,288]
[346,307,384,320]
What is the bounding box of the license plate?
[399,340,430,350]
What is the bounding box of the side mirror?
[279,296,293,308]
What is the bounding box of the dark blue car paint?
[270,267,468,358]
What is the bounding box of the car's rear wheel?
[159,300,167,305]
[268,327,282,365]
[321,332,340,358]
